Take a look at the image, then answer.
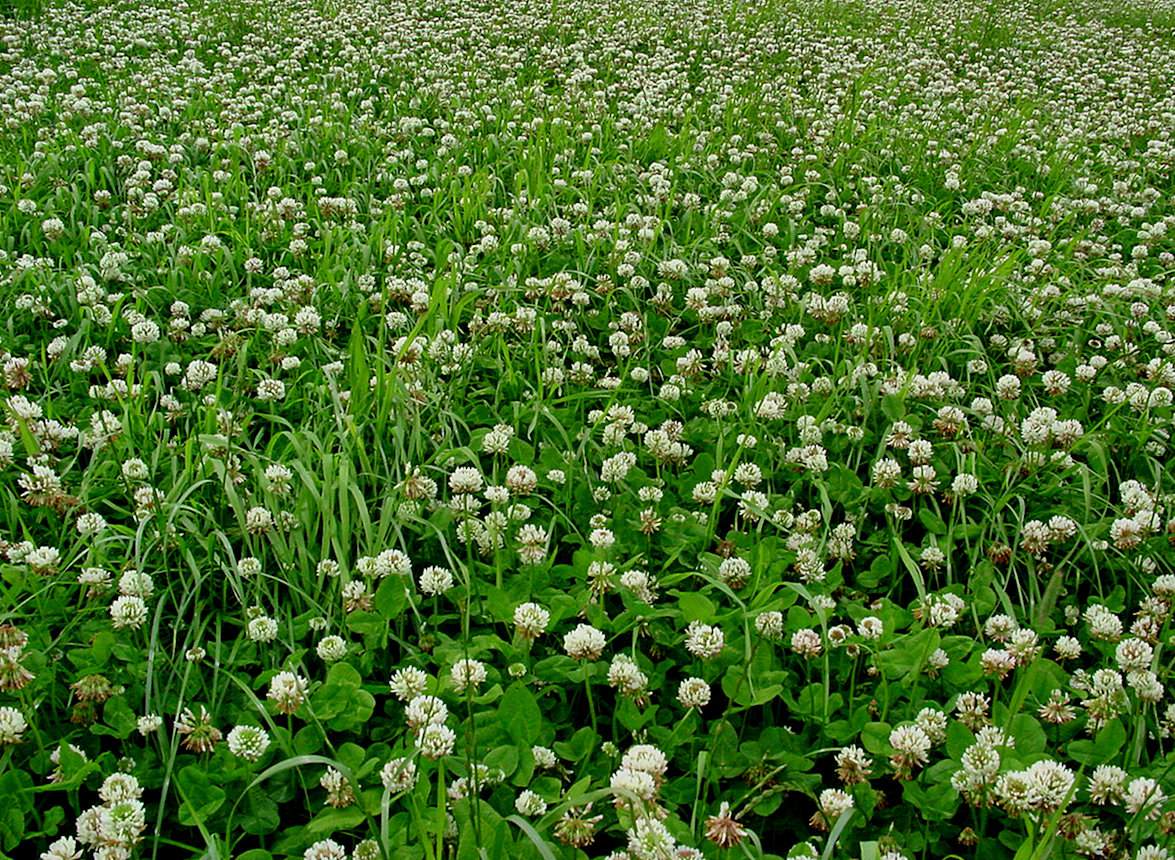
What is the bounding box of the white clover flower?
[97,774,142,806]
[563,623,606,660]
[449,467,483,494]
[419,565,454,595]
[389,667,430,701]
[451,659,487,692]
[404,695,448,730]
[857,616,883,639]
[267,671,308,715]
[677,677,711,709]
[137,714,163,735]
[1021,760,1075,812]
[118,570,154,599]
[718,556,751,588]
[515,790,547,817]
[246,616,279,642]
[0,707,28,744]
[755,611,784,640]
[245,506,273,533]
[304,839,346,860]
[227,725,271,762]
[381,757,417,792]
[1084,605,1123,640]
[818,788,855,823]
[505,464,537,493]
[1089,765,1127,804]
[610,767,657,803]
[316,635,347,663]
[684,621,724,659]
[622,745,668,781]
[76,512,107,537]
[1115,637,1154,672]
[532,745,557,769]
[40,835,82,860]
[416,723,456,759]
[1124,777,1167,820]
[588,527,615,549]
[889,725,931,776]
[627,816,677,859]
[110,595,148,630]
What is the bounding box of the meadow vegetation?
[0,0,1174,858]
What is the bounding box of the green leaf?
[346,611,386,637]
[857,555,892,588]
[310,682,353,721]
[709,720,747,776]
[508,437,535,465]
[860,722,892,755]
[294,725,326,755]
[27,804,65,841]
[500,682,542,744]
[747,684,783,707]
[326,662,363,688]
[0,804,26,852]
[101,696,138,739]
[902,780,959,820]
[176,766,226,827]
[552,726,596,762]
[483,586,517,624]
[1012,834,1035,860]
[1034,567,1065,629]
[308,806,366,835]
[512,744,535,787]
[881,393,906,422]
[1008,714,1046,756]
[457,821,481,860]
[1092,719,1127,759]
[337,743,366,773]
[821,808,855,860]
[876,629,940,681]
[311,662,373,729]
[0,772,31,851]
[946,722,975,760]
[55,741,93,785]
[484,745,520,779]
[239,788,281,835]
[374,578,408,620]
[1069,719,1127,766]
[506,815,558,860]
[918,507,947,535]
[827,463,865,501]
[676,591,717,622]
[892,539,927,604]
[852,784,880,819]
[328,689,375,732]
[91,630,116,665]
[616,698,657,731]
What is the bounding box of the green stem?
[409,793,437,860]
[436,758,446,860]
[583,664,599,738]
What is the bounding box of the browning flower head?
[553,803,602,848]
[71,674,116,703]
[704,802,747,848]
[0,645,33,692]
[176,706,222,754]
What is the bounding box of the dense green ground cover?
[0,0,1174,858]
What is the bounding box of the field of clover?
[0,0,1174,858]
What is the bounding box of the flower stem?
[436,758,446,859]
[583,664,598,738]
